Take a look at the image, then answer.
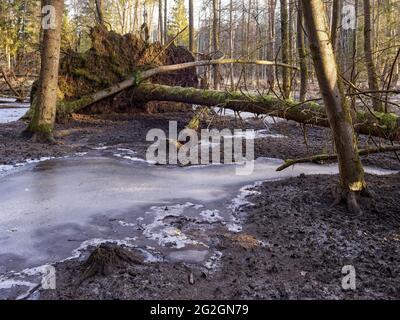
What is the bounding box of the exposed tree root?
[77,244,143,285]
[330,186,373,214]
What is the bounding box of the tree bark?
[95,0,105,27]
[188,0,194,52]
[266,0,276,87]
[158,0,164,44]
[280,0,290,98]
[212,0,220,90]
[25,0,64,142]
[229,0,234,90]
[296,0,308,102]
[363,0,383,112]
[301,0,366,212]
[330,0,341,51]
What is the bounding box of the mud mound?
[78,244,143,284]
[33,27,197,114]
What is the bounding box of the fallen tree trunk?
[276,145,400,172]
[128,83,400,141]
[59,82,400,141]
[57,58,297,116]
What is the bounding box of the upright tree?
[188,0,194,52]
[363,0,382,111]
[168,0,188,46]
[280,0,290,98]
[95,0,105,27]
[266,0,277,87]
[297,0,308,101]
[158,0,164,44]
[212,0,220,89]
[301,0,367,212]
[331,0,341,51]
[25,0,64,142]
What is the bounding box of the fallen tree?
[276,145,400,171]
[57,81,400,141]
[56,58,298,116]
[130,84,400,141]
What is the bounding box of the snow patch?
[143,203,207,249]
[204,251,223,271]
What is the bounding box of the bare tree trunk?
[330,0,341,51]
[133,0,139,33]
[363,0,383,112]
[158,0,164,44]
[301,0,366,212]
[280,0,290,98]
[266,0,276,87]
[95,0,105,27]
[188,0,194,52]
[164,0,167,43]
[25,0,64,142]
[297,0,308,102]
[212,0,220,90]
[229,0,234,90]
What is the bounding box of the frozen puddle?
[0,99,29,124]
[0,156,397,298]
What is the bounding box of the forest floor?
[1,110,399,300]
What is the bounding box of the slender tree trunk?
[297,0,308,102]
[331,0,341,51]
[266,0,276,87]
[95,0,105,27]
[26,0,64,142]
[212,0,220,90]
[164,0,167,43]
[301,0,366,212]
[158,0,163,44]
[363,0,383,111]
[188,0,194,52]
[133,0,139,33]
[280,0,290,98]
[229,0,234,90]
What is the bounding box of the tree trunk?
[158,0,164,44]
[301,0,366,212]
[95,0,105,27]
[296,0,308,102]
[212,0,220,90]
[266,0,276,87]
[164,0,168,43]
[25,0,64,142]
[363,0,383,112]
[330,0,341,51]
[229,0,234,90]
[188,0,194,52]
[280,0,290,98]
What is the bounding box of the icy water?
[0,98,29,123]
[0,155,397,299]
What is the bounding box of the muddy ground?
[0,110,399,300]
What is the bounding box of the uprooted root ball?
[78,244,143,284]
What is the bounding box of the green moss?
[59,95,95,116]
[356,110,399,131]
[72,68,103,83]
